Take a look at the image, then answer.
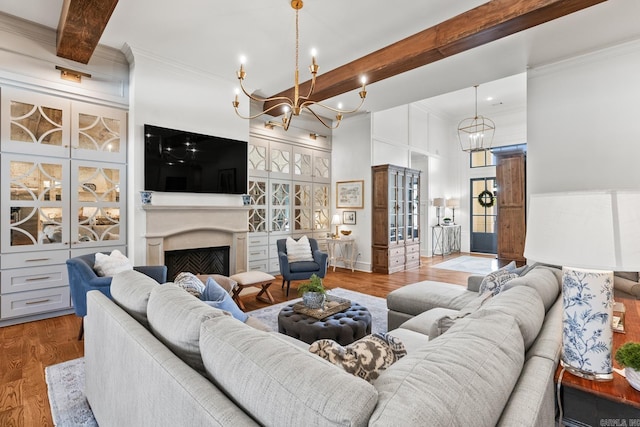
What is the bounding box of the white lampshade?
[524,190,640,381]
[446,198,460,208]
[331,214,341,225]
[524,190,640,271]
[432,198,446,207]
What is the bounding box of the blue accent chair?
[277,237,328,297]
[66,252,167,339]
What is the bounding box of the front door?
[470,178,497,254]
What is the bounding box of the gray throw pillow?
[309,333,407,383]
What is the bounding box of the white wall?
[126,47,248,263]
[332,113,372,271]
[528,39,640,195]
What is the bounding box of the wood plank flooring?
[0,253,482,426]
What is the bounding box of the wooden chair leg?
[78,319,84,341]
[282,278,286,289]
[286,280,291,297]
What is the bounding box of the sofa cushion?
[309,333,407,383]
[286,235,314,262]
[386,328,430,354]
[94,249,133,276]
[615,271,639,282]
[427,293,493,340]
[474,285,545,351]
[387,281,477,316]
[399,307,459,336]
[289,261,321,273]
[502,266,560,312]
[370,312,525,426]
[201,277,248,322]
[526,297,563,362]
[147,284,227,375]
[200,315,378,427]
[110,269,160,328]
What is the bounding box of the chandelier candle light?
[232,0,367,130]
[457,85,495,152]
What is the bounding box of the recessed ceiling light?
[486,96,494,101]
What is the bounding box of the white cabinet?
[247,135,331,274]
[0,86,127,324]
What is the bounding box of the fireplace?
[164,246,230,281]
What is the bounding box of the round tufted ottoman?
[277,303,372,345]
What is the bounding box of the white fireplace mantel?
[143,205,249,275]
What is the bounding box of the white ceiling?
[3,0,640,120]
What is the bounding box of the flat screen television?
[144,124,248,194]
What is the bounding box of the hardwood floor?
[0,253,482,426]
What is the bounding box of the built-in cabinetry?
[495,151,526,266]
[247,134,331,273]
[0,86,127,325]
[371,164,420,274]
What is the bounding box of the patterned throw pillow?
[174,272,206,297]
[94,249,133,276]
[309,333,407,383]
[286,235,314,263]
[479,268,519,297]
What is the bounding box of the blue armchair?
[277,237,328,297]
[66,253,167,339]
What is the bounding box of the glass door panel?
[71,102,127,162]
[313,184,329,231]
[470,177,497,254]
[293,183,312,231]
[270,181,290,232]
[248,179,267,233]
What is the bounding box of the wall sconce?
[309,133,327,140]
[264,121,277,130]
[55,66,91,83]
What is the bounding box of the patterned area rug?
[45,288,388,425]
[431,255,498,275]
[247,287,388,334]
[45,357,97,427]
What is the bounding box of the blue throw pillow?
[200,277,248,322]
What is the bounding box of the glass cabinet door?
[312,151,331,183]
[1,87,70,157]
[269,141,292,180]
[269,180,290,233]
[313,183,329,232]
[406,172,420,243]
[293,182,312,232]
[397,171,405,243]
[248,137,269,178]
[71,102,127,163]
[389,171,399,244]
[293,146,313,182]
[248,178,267,233]
[70,161,126,247]
[1,154,70,252]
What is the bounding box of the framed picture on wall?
[336,180,364,209]
[343,211,356,225]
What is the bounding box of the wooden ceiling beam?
[263,0,607,114]
[56,0,119,64]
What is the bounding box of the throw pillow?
[201,277,248,322]
[286,235,314,263]
[478,268,518,297]
[309,333,407,383]
[94,249,133,277]
[174,272,206,297]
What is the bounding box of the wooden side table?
[556,297,640,425]
[327,238,357,272]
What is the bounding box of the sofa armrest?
[313,250,328,275]
[467,275,484,292]
[278,251,291,275]
[87,276,113,289]
[614,276,640,299]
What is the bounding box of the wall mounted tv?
[144,124,248,195]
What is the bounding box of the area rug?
[45,357,97,427]
[432,255,498,275]
[248,287,388,334]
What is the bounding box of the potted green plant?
[442,217,452,225]
[297,274,326,309]
[615,342,640,391]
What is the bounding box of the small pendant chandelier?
[232,0,367,131]
[457,85,495,152]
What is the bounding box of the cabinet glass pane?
[313,155,330,179]
[294,153,312,177]
[271,182,290,232]
[248,180,266,205]
[249,144,267,171]
[10,101,64,146]
[77,113,121,153]
[9,159,65,246]
[76,166,121,242]
[249,208,267,232]
[294,183,312,231]
[270,148,290,174]
[313,185,329,230]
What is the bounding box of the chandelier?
[457,85,495,152]
[232,0,367,131]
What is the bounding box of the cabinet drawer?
[1,286,71,319]
[269,259,281,274]
[1,250,69,269]
[389,246,405,258]
[389,255,405,268]
[405,244,420,254]
[1,264,68,294]
[248,259,269,272]
[248,246,269,261]
[406,251,421,263]
[247,235,269,246]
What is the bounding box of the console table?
[431,225,461,256]
[556,297,640,425]
[327,238,357,272]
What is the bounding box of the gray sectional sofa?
[84,265,562,426]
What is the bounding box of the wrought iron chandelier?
[457,85,495,152]
[232,0,367,131]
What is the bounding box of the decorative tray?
[293,295,351,320]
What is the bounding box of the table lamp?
[524,190,640,380]
[433,198,445,225]
[446,198,460,224]
[331,214,342,238]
